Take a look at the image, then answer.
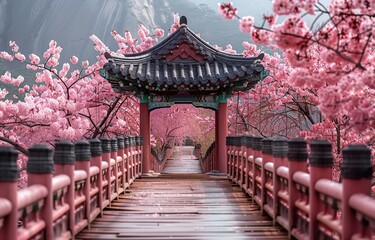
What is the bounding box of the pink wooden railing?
[0,136,144,240]
[224,136,374,240]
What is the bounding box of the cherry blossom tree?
[219,1,374,144]
[150,104,214,161]
[219,1,375,182]
[0,21,169,186]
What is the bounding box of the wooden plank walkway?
[76,146,287,240]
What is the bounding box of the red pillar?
[27,144,54,240]
[217,102,228,173]
[341,145,372,240]
[214,110,219,171]
[0,147,18,240]
[309,140,333,240]
[140,103,151,174]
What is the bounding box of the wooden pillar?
[140,103,151,174]
[74,140,92,228]
[54,141,75,239]
[217,102,228,173]
[309,140,333,240]
[215,110,219,171]
[287,139,308,237]
[0,147,19,240]
[341,145,372,240]
[27,144,54,240]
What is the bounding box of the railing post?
[129,137,136,179]
[100,138,113,204]
[287,138,308,237]
[341,145,372,240]
[0,147,19,240]
[117,136,126,191]
[252,136,263,203]
[309,140,333,240]
[110,138,119,197]
[139,136,144,174]
[89,139,103,216]
[135,136,141,175]
[261,137,273,215]
[239,136,247,188]
[124,136,132,183]
[226,137,230,177]
[75,140,92,228]
[271,137,288,225]
[54,141,75,239]
[27,144,54,240]
[245,136,254,197]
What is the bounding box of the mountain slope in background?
[0,0,253,63]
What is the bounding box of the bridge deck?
[76,147,287,240]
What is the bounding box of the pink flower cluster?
[272,0,317,15]
[272,15,312,50]
[218,2,238,20]
[169,13,180,34]
[239,16,254,33]
[0,71,24,87]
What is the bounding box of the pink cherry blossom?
[251,28,272,45]
[0,51,14,61]
[0,89,8,99]
[272,0,300,15]
[218,2,238,20]
[82,60,89,68]
[272,15,312,50]
[9,41,19,52]
[263,15,277,26]
[239,16,254,33]
[15,53,26,61]
[154,28,164,38]
[46,57,59,67]
[224,44,237,54]
[70,56,78,64]
[29,54,40,64]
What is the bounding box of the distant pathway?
[162,146,202,174]
[76,146,287,240]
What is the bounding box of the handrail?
[225,136,374,240]
[0,136,144,240]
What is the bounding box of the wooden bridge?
[77,146,287,239]
[0,136,374,240]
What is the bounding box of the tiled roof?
[101,18,265,95]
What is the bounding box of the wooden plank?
[76,146,287,240]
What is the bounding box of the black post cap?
[0,146,19,182]
[309,140,333,167]
[288,138,308,162]
[135,136,141,146]
[89,139,102,157]
[341,144,372,179]
[261,137,273,155]
[54,141,75,165]
[27,144,54,173]
[75,140,91,161]
[235,136,242,147]
[272,137,288,157]
[100,138,111,153]
[245,135,254,148]
[226,136,231,146]
[110,138,118,152]
[241,136,247,147]
[117,136,125,149]
[130,137,136,147]
[124,136,130,148]
[253,136,264,151]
